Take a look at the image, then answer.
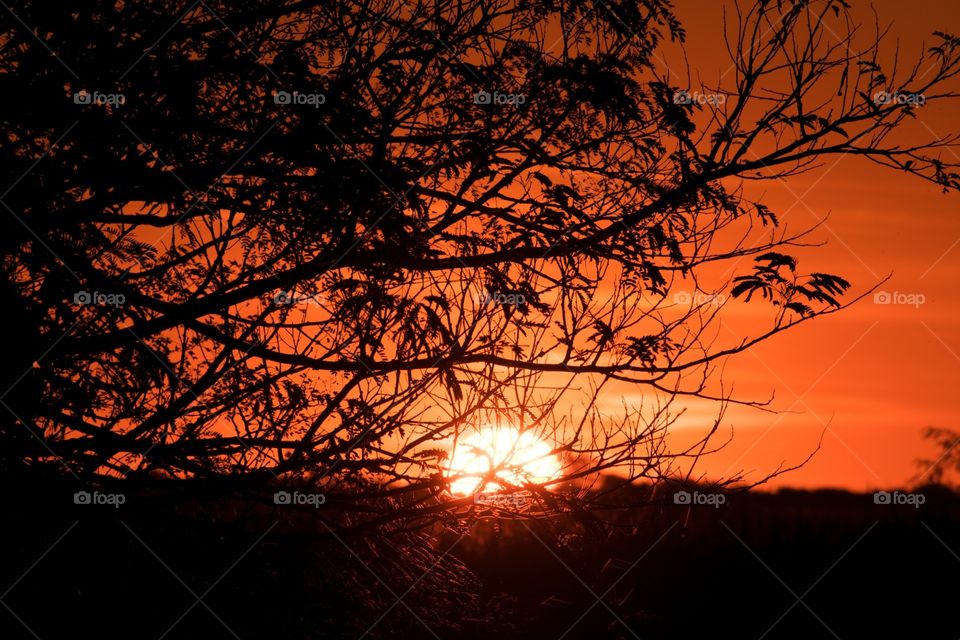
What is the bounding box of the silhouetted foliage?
[919,427,960,485]
[1,0,959,529]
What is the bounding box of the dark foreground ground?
[1,474,958,639]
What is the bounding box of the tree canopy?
[2,0,958,529]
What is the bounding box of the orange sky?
[119,1,958,492]
[646,0,960,490]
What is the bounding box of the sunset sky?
[650,0,960,489]
[119,0,960,492]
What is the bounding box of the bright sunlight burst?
[446,426,562,496]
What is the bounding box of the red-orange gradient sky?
[122,1,957,493]
[651,0,960,490]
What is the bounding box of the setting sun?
[447,426,562,496]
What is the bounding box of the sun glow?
[446,426,562,496]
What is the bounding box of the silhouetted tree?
[1,0,959,528]
[919,426,960,485]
